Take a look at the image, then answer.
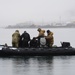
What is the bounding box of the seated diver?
[30,37,38,47]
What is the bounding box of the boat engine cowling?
[61,42,71,48]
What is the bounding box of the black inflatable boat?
[0,42,75,56]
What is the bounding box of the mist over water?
[0,28,75,75]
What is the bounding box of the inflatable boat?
[0,42,75,56]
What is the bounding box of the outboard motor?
[61,42,71,48]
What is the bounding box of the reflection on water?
[12,56,53,75]
[0,56,75,75]
[0,56,53,75]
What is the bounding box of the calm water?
[0,28,75,75]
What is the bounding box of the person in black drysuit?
[20,31,30,48]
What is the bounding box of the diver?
[45,30,54,47]
[12,30,20,48]
[35,28,46,47]
[20,31,30,47]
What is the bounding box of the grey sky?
[0,0,75,27]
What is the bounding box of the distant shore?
[5,26,75,29]
[4,22,75,29]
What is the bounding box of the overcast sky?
[0,0,75,27]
